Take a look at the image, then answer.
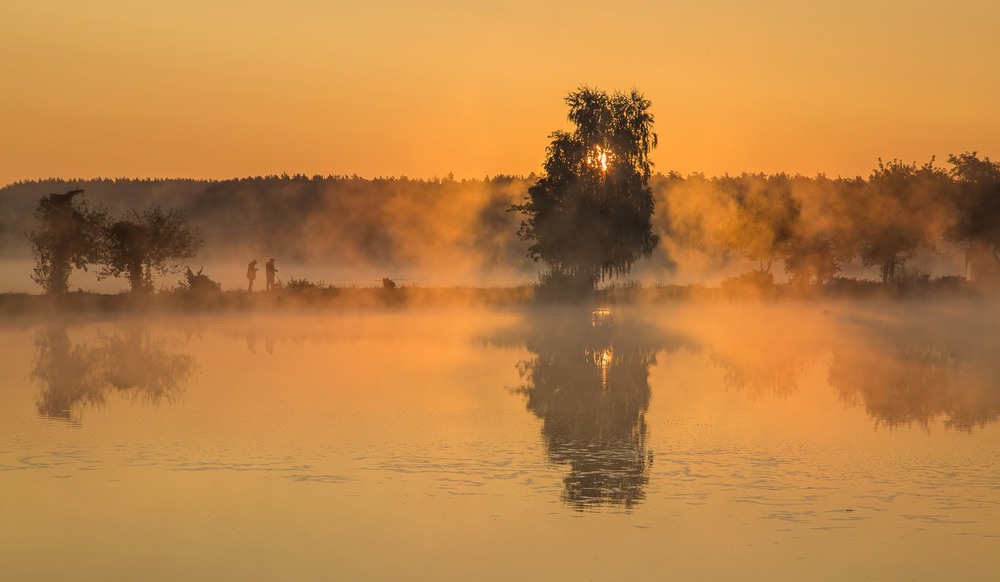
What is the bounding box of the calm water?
[2,302,1000,581]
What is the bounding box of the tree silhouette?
[945,152,1000,282]
[97,207,201,292]
[857,159,950,283]
[782,232,853,286]
[780,175,862,286]
[29,190,107,293]
[513,87,659,294]
[721,174,799,273]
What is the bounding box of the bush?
[720,271,774,295]
[179,267,221,293]
[285,278,324,291]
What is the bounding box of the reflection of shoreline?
[498,302,1000,504]
[32,324,195,424]
[673,304,1000,431]
[828,313,1000,431]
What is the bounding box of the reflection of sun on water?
[595,347,613,389]
[592,307,612,327]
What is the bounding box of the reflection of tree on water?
[712,351,814,400]
[32,325,195,424]
[691,308,832,400]
[829,338,1000,431]
[506,309,668,510]
[671,304,1000,431]
[829,315,1000,431]
[33,327,104,422]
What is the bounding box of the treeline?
[653,152,1000,285]
[0,175,537,276]
[3,153,999,287]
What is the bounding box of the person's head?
[251,259,257,264]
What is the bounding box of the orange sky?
[2,0,998,185]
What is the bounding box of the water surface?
[2,302,999,580]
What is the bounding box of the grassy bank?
[0,275,987,320]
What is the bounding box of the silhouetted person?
[247,259,258,292]
[265,258,277,291]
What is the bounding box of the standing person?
[265,258,278,291]
[247,259,258,292]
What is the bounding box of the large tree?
[513,87,659,293]
[98,207,200,292]
[29,190,107,294]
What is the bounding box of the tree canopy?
[514,87,659,293]
[97,207,200,292]
[29,190,107,294]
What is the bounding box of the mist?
[0,175,538,292]
[2,153,996,296]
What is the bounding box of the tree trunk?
[128,261,145,293]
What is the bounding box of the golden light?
[592,307,612,327]
[594,346,614,390]
[586,146,612,173]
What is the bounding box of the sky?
[2,0,998,185]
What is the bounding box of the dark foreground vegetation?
[0,275,987,320]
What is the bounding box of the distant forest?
[2,153,998,286]
[0,175,537,277]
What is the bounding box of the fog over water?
[3,301,999,580]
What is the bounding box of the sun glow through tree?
[513,86,659,294]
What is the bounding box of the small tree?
[945,152,1000,282]
[720,174,799,273]
[29,190,107,294]
[857,159,950,283]
[782,233,852,285]
[179,266,222,294]
[513,87,659,293]
[98,207,200,292]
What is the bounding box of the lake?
[2,301,999,580]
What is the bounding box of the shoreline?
[0,277,988,320]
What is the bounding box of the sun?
[586,145,612,173]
